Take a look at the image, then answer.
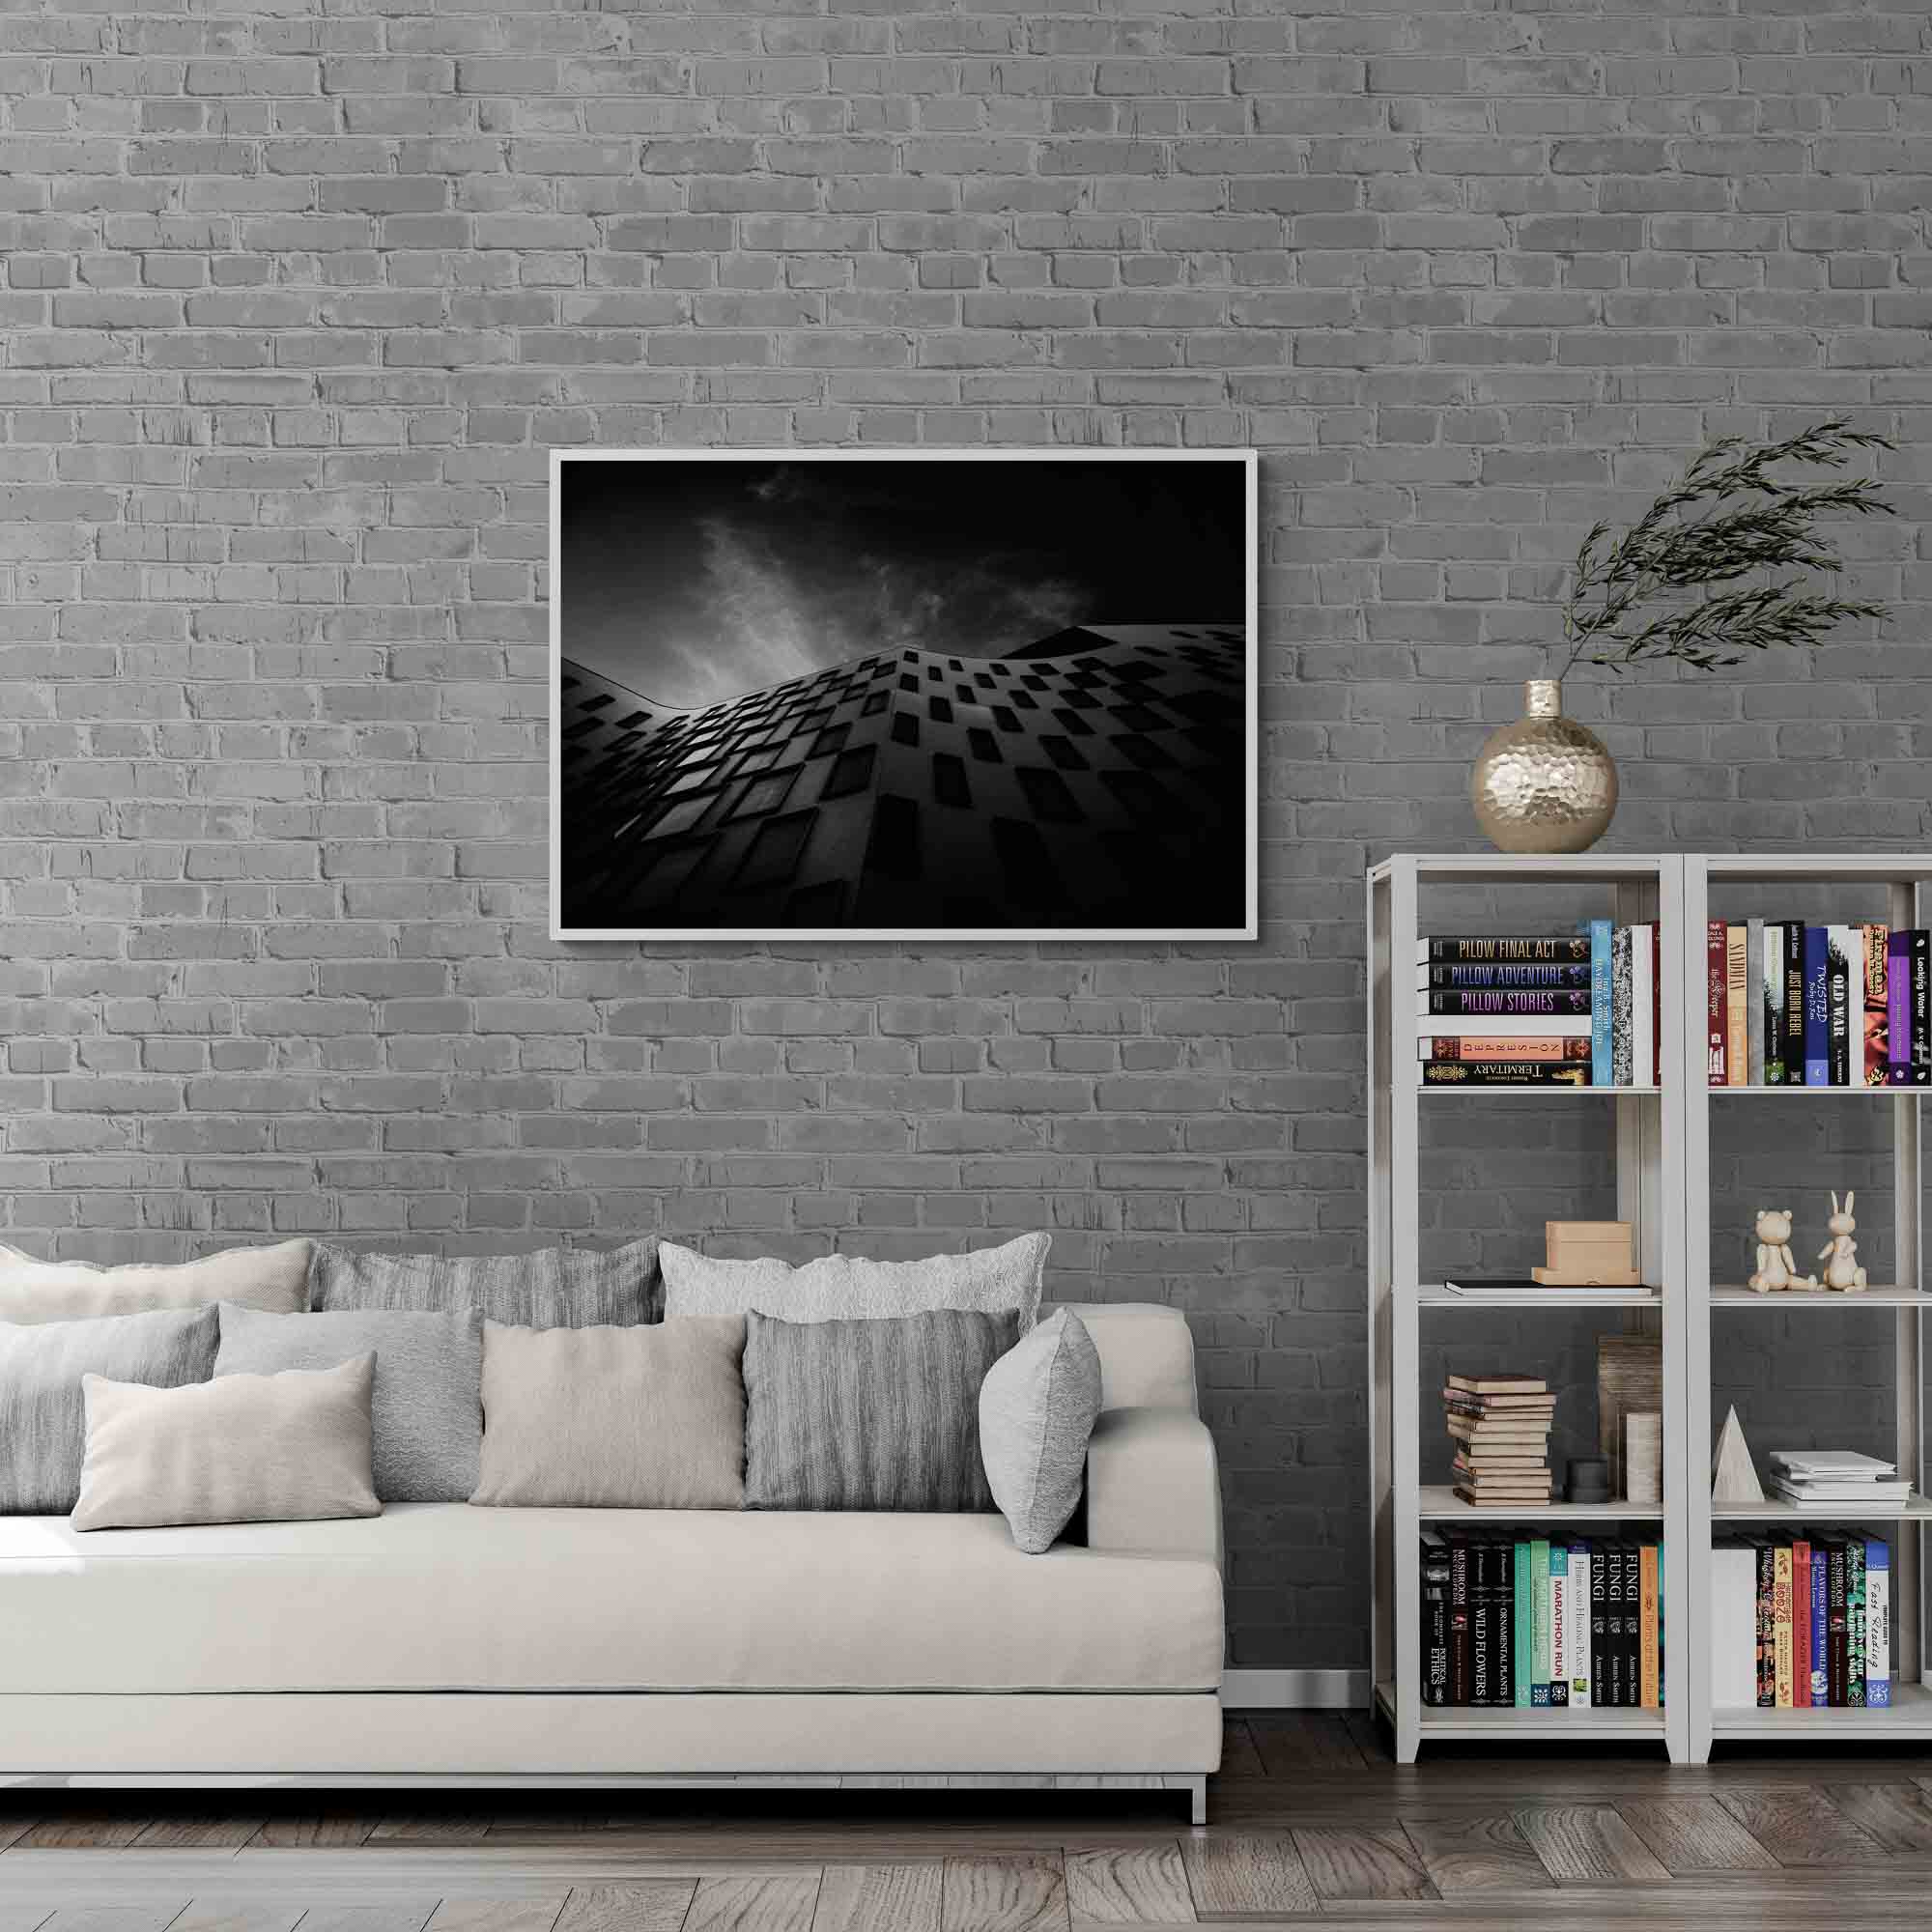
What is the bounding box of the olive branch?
[1559,420,1896,676]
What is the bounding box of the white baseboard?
[1222,1668,1369,1711]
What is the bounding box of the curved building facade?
[557,623,1248,934]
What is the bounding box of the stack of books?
[1766,1449,1913,1510]
[1445,1374,1554,1506]
[1712,1534,1890,1708]
[1707,920,1932,1086]
[1420,926,1660,1087]
[1422,1531,1663,1709]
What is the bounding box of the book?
[1529,1540,1551,1706]
[1418,1017,1593,1039]
[1781,920,1805,1083]
[1757,1541,1775,1707]
[1632,924,1655,1095]
[1591,1539,1611,1708]
[1513,1539,1532,1708]
[1725,923,1747,1086]
[1792,1541,1811,1710]
[1706,921,1726,1086]
[1864,923,1890,1086]
[1770,1449,1896,1477]
[1454,1487,1549,1508]
[1828,923,1858,1086]
[1422,1037,1593,1063]
[1442,1279,1654,1299]
[1639,1542,1661,1710]
[1590,919,1613,1087]
[1422,1062,1590,1086]
[1422,1533,1451,1706]
[1867,1540,1891,1708]
[1423,963,1595,989]
[1827,1541,1849,1707]
[1804,925,1831,1086]
[1773,1544,1793,1710]
[1810,1539,1828,1705]
[1469,1540,1494,1706]
[1426,989,1594,1015]
[1548,1546,1571,1707]
[1448,1536,1471,1706]
[1491,1535,1515,1707]
[1915,929,1931,1086]
[1712,1543,1756,1709]
[1848,1538,1866,1707]
[1568,1544,1592,1707]
[1765,920,1787,1083]
[1611,925,1634,1088]
[1889,929,1914,1085]
[1746,918,1765,1086]
[1446,1374,1548,1395]
[1423,937,1594,963]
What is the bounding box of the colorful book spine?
[1421,1061,1590,1086]
[1707,921,1726,1086]
[1611,926,1634,1087]
[1422,1537,1450,1705]
[1828,923,1858,1086]
[1773,1544,1793,1709]
[1591,1539,1608,1709]
[1847,1538,1866,1708]
[1425,937,1594,963]
[1889,929,1914,1086]
[1746,918,1765,1085]
[1471,1541,1496,1707]
[1529,1539,1551,1705]
[1568,1544,1591,1708]
[1492,1539,1514,1707]
[1639,1543,1660,1710]
[1782,920,1806,1082]
[1425,963,1595,988]
[1828,1540,1849,1706]
[1590,920,1613,1087]
[1607,1545,1629,1707]
[1548,1546,1570,1707]
[1756,1542,1775,1707]
[1725,923,1747,1086]
[1791,1542,1811,1710]
[1424,1037,1592,1063]
[1427,989,1594,1016]
[1804,925,1831,1087]
[1512,1540,1531,1707]
[1633,927,1655,1092]
[1864,923,1889,1086]
[1448,1538,1470,1707]
[1809,1541,1828,1705]
[1867,1540,1891,1709]
[1915,929,1931,1086]
[1764,920,1787,1084]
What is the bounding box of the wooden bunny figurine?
[1748,1207,1815,1293]
[1818,1190,1868,1293]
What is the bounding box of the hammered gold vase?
[1470,679,1618,854]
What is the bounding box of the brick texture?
[5,1,1931,1673]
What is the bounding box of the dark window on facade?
[1114,703,1166,732]
[1010,690,1038,710]
[667,764,722,796]
[729,770,797,819]
[928,696,952,724]
[1052,707,1093,737]
[865,793,920,882]
[616,710,649,729]
[561,674,581,691]
[562,717,605,741]
[650,793,715,839]
[892,712,920,748]
[967,727,1001,763]
[954,684,974,704]
[899,675,919,692]
[821,744,875,800]
[1100,768,1172,824]
[927,664,943,681]
[948,658,962,671]
[1117,733,1174,770]
[863,690,890,716]
[991,705,1020,733]
[1041,733,1087,772]
[581,692,615,711]
[932,753,970,809]
[811,724,849,757]
[1021,674,1048,691]
[1016,766,1081,823]
[1062,688,1098,709]
[733,745,781,776]
[733,810,815,892]
[974,672,995,690]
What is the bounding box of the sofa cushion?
[0,1505,1223,1696]
[744,1308,1012,1513]
[215,1303,481,1505]
[310,1239,658,1329]
[0,1306,220,1514]
[980,1309,1103,1554]
[0,1240,310,1327]
[662,1233,1045,1331]
[470,1317,745,1510]
[71,1356,382,1533]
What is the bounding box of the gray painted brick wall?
[5,0,1930,1673]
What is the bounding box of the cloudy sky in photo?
[558,457,1246,710]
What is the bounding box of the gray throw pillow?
[0,1305,219,1514]
[310,1237,658,1328]
[743,1307,1016,1513]
[662,1232,1046,1331]
[470,1318,746,1510]
[0,1239,310,1326]
[71,1355,380,1531]
[979,1309,1103,1553]
[214,1302,482,1504]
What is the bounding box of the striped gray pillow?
[743,1307,1016,1513]
[310,1238,658,1329]
[0,1305,219,1514]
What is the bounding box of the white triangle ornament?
[1712,1405,1765,1505]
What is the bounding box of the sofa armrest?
[1085,1406,1222,1568]
[1055,1302,1197,1415]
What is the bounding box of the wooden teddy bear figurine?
[1748,1207,1815,1293]
[1817,1191,1868,1293]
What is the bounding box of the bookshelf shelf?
[1369,855,1687,1763]
[1709,1494,1932,1522]
[1712,1680,1932,1735]
[1706,1086,1919,1097]
[1417,1485,1663,1522]
[1711,1285,1926,1307]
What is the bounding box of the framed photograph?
[550,447,1258,941]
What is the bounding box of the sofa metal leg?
[1180,1774,1207,1826]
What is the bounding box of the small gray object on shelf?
[1564,1456,1610,1504]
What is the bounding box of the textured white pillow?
[0,1239,311,1326]
[979,1310,1103,1553]
[660,1233,1048,1331]
[71,1354,380,1531]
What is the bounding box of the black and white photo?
[552,448,1257,940]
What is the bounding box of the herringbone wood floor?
[5,1714,1932,1928]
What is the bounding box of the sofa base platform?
[0,1692,1219,1824]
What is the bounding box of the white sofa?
[0,1302,1223,1818]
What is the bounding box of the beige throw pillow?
[471,1318,746,1510]
[0,1239,312,1326]
[71,1354,381,1532]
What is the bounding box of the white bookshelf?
[1371,854,1932,1763]
[1367,854,1690,1763]
[1684,854,1931,1754]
